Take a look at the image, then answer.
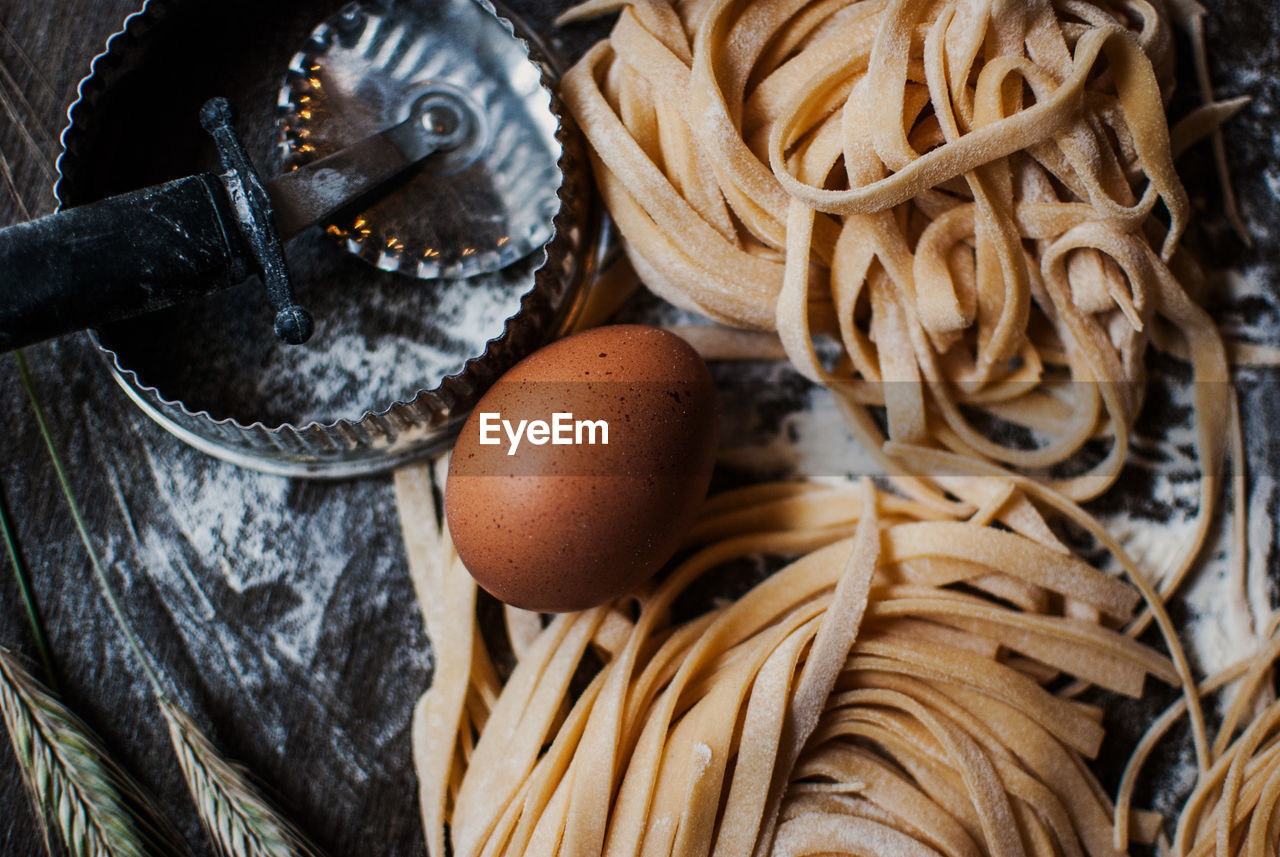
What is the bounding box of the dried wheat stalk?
[0,646,161,857]
[160,699,315,857]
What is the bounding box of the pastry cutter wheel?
[0,0,603,477]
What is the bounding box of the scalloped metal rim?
[56,0,601,479]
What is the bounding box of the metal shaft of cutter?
[267,92,473,242]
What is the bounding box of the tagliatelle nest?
[398,464,1209,857]
[557,0,1230,503]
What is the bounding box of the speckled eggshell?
[444,325,718,612]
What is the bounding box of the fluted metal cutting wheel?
[277,0,563,280]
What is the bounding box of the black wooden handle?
[0,97,314,353]
[0,173,253,352]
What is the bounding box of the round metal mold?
[56,0,602,479]
[278,0,564,280]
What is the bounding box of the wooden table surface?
[0,1,1277,856]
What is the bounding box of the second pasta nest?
[560,0,1230,504]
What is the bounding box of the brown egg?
[445,325,718,612]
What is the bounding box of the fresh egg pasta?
[557,0,1230,505]
[401,469,1192,857]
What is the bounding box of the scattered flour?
[104,237,539,428]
